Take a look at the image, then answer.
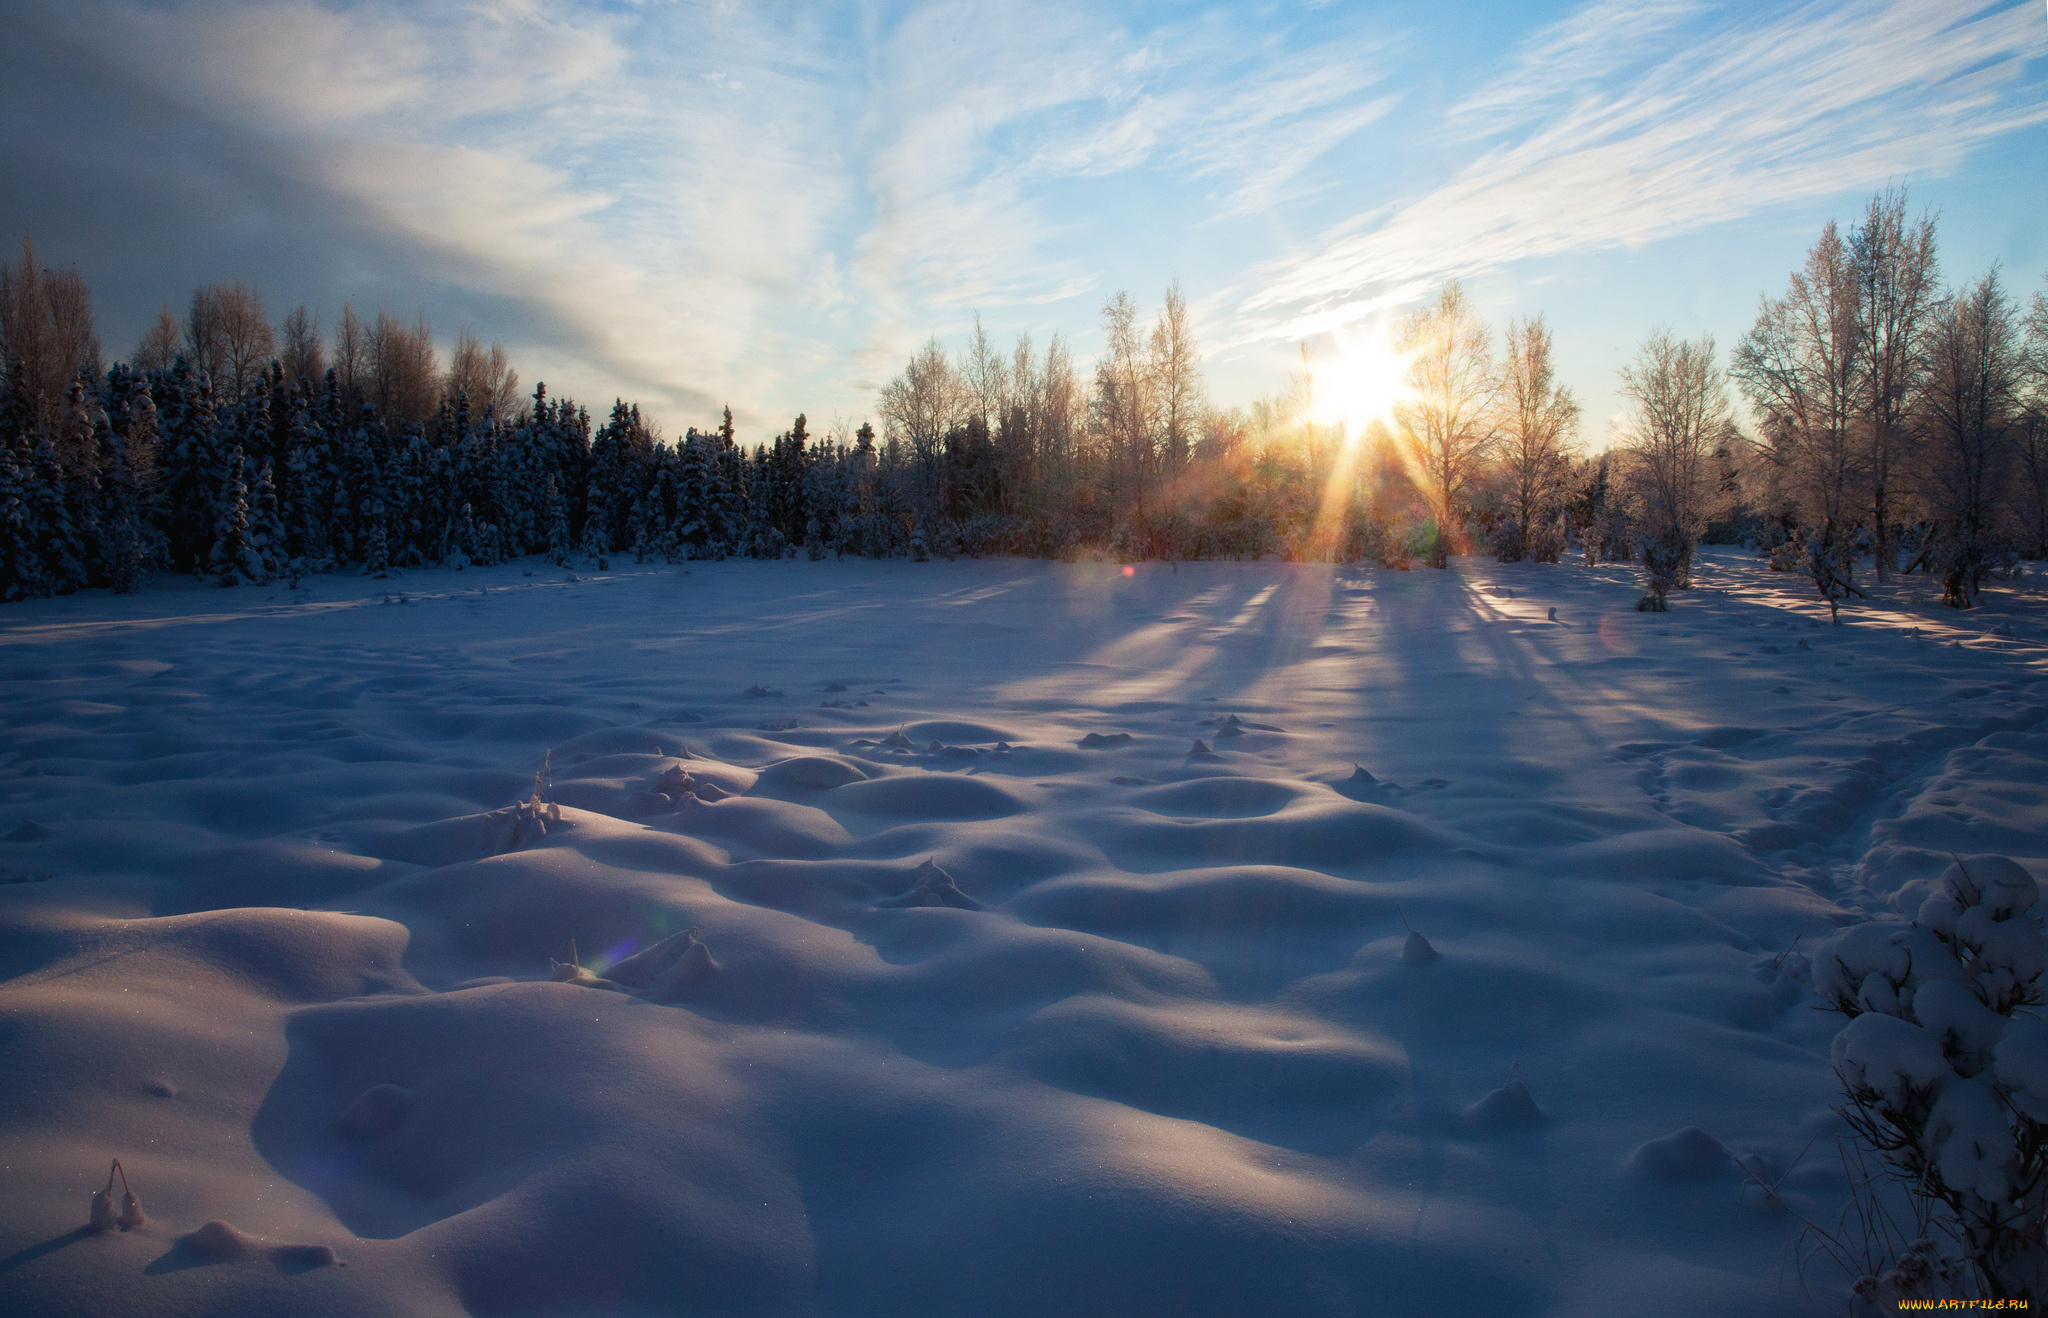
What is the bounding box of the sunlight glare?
[1313,331,1414,442]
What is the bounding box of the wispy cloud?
[12,0,2032,428]
[1232,0,2048,345]
[11,0,850,426]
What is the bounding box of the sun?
[1312,331,1414,440]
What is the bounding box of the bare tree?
[445,327,520,422]
[0,235,103,434]
[370,309,438,425]
[184,282,272,398]
[1148,279,1204,487]
[1848,188,1940,581]
[1496,314,1581,562]
[1918,269,2022,609]
[1733,221,1866,614]
[1039,330,1078,506]
[959,313,1007,435]
[993,331,1040,514]
[133,305,182,374]
[333,302,369,409]
[1395,281,1498,567]
[280,305,326,388]
[184,287,225,389]
[2017,277,2048,557]
[1093,291,1150,523]
[878,334,960,499]
[215,283,273,399]
[1617,330,1731,609]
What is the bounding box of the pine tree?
[284,384,333,575]
[361,495,390,578]
[676,430,709,556]
[92,390,149,593]
[742,447,783,558]
[585,400,643,553]
[451,502,476,569]
[543,473,570,566]
[245,458,282,583]
[384,433,424,567]
[158,359,221,575]
[61,379,107,586]
[210,445,252,586]
[28,436,86,594]
[579,511,609,570]
[0,395,48,601]
[644,445,681,562]
[710,436,745,556]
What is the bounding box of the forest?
[2,189,2044,614]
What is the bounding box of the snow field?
[1,549,2044,1316]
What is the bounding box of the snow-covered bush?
[1816,855,2048,1303]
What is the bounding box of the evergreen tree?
[451,502,476,569]
[384,432,425,567]
[158,359,221,574]
[245,458,282,583]
[0,443,36,601]
[60,379,107,585]
[284,379,333,575]
[742,447,783,558]
[676,430,710,556]
[210,445,252,586]
[0,377,49,600]
[92,389,149,593]
[578,510,609,570]
[543,473,570,566]
[585,400,645,553]
[361,496,390,578]
[29,436,86,594]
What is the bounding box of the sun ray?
[1311,328,1416,442]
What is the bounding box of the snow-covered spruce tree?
[360,495,390,579]
[1817,855,2048,1303]
[210,445,252,586]
[283,375,334,575]
[542,473,570,566]
[449,501,476,570]
[578,512,609,571]
[0,433,47,602]
[157,359,220,575]
[242,457,282,584]
[29,436,87,595]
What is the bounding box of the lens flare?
[1312,330,1415,442]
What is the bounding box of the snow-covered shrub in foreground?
[1816,855,2048,1303]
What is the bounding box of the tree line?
[2,187,2044,611]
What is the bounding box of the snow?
[1,547,2044,1316]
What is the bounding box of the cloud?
[3,0,851,428]
[848,2,1395,376]
[1231,0,2048,345]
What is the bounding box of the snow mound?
[6,552,2041,1316]
[1627,1126,1735,1181]
[829,772,1030,820]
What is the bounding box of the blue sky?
[2,0,2043,444]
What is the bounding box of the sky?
[1,0,2044,446]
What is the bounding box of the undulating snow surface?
[1,550,2044,1316]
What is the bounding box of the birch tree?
[1848,188,1939,581]
[1395,281,1497,568]
[1496,314,1579,562]
[1618,331,1730,609]
[1732,221,1865,616]
[1919,269,2021,609]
